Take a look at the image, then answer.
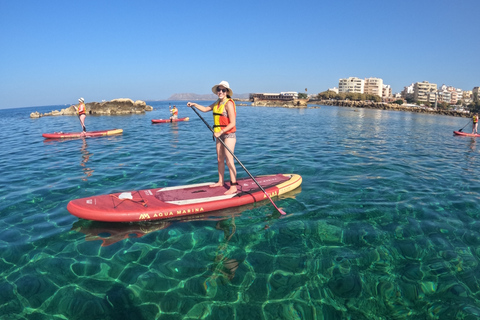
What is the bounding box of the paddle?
[189,106,286,215]
[459,119,472,132]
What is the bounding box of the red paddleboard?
[453,131,480,137]
[43,129,123,139]
[151,117,189,123]
[67,173,302,222]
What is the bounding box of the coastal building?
[437,85,464,105]
[401,83,415,100]
[438,90,452,104]
[382,84,392,99]
[463,90,473,104]
[280,92,299,99]
[250,92,299,101]
[328,87,339,94]
[413,81,437,103]
[338,77,364,94]
[455,88,463,104]
[364,78,383,97]
[473,87,480,102]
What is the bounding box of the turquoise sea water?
[1,101,480,319]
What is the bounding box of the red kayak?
[453,131,480,137]
[151,117,189,123]
[67,173,302,222]
[43,129,123,139]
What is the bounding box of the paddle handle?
[189,106,285,215]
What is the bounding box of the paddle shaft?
[459,119,472,132]
[190,106,285,215]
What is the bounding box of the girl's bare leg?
[210,139,226,187]
[223,137,237,195]
[79,114,86,132]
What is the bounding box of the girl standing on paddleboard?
[72,97,87,133]
[187,81,238,195]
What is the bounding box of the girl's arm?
[187,102,214,112]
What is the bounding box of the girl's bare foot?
[209,182,223,188]
[224,186,237,195]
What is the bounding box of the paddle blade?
[459,129,463,132]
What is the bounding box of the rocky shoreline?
[249,99,469,118]
[307,100,470,117]
[30,99,153,118]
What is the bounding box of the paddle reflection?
[470,138,476,152]
[80,138,94,181]
[169,122,179,149]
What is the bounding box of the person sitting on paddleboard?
[170,105,178,120]
[473,113,479,135]
[187,81,238,195]
[72,97,87,133]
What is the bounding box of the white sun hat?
[211,81,233,97]
[78,97,85,102]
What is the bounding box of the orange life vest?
[474,115,478,123]
[171,107,178,116]
[213,98,236,133]
[78,102,86,115]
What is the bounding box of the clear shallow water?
[1,102,480,319]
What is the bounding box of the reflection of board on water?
[71,186,302,247]
[80,138,94,181]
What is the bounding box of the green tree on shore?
[298,93,308,99]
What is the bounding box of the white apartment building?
[364,78,384,97]
[280,92,299,99]
[382,84,392,99]
[456,89,463,103]
[438,91,452,104]
[401,83,415,99]
[339,77,364,94]
[413,81,437,102]
[437,85,464,105]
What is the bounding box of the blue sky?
[1,0,479,109]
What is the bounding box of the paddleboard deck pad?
[453,131,480,137]
[43,129,123,139]
[67,173,302,222]
[151,117,189,123]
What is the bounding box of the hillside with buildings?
[325,77,477,109]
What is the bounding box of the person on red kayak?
[170,105,178,121]
[473,113,479,135]
[72,98,87,133]
[187,81,237,195]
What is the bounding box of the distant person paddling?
[72,98,87,133]
[473,113,479,135]
[187,81,237,195]
[170,105,178,121]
